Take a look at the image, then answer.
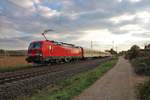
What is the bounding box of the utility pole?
[91,41,93,57]
[116,46,118,53]
[112,41,114,50]
[91,41,93,50]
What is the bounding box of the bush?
[132,57,150,75]
[126,45,140,60]
[138,80,150,100]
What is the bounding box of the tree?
[109,48,117,55]
[145,44,150,49]
[128,45,140,59]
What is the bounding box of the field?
[0,56,31,72]
[0,56,29,67]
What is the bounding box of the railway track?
[0,68,51,84]
[0,63,73,84]
[0,57,110,85]
[0,57,112,100]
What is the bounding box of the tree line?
[0,49,27,56]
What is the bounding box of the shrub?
[132,57,150,75]
[137,80,150,100]
[127,45,140,60]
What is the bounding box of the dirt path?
[73,57,143,100]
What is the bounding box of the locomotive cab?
[26,40,54,63]
[26,41,43,63]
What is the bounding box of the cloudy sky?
[0,0,150,51]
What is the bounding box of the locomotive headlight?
[36,50,42,56]
[36,53,42,56]
[38,53,42,56]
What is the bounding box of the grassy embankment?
[22,57,118,100]
[131,56,150,100]
[0,65,32,73]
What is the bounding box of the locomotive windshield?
[29,42,41,49]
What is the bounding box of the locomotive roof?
[31,40,81,48]
[49,40,81,48]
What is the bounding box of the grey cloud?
[132,32,150,38]
[1,0,150,49]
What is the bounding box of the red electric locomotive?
[26,40,83,64]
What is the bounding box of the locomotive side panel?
[50,44,82,57]
[41,41,83,62]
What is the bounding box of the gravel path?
[73,57,142,100]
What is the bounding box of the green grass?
[23,58,118,100]
[0,65,32,73]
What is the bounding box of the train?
[26,40,111,64]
